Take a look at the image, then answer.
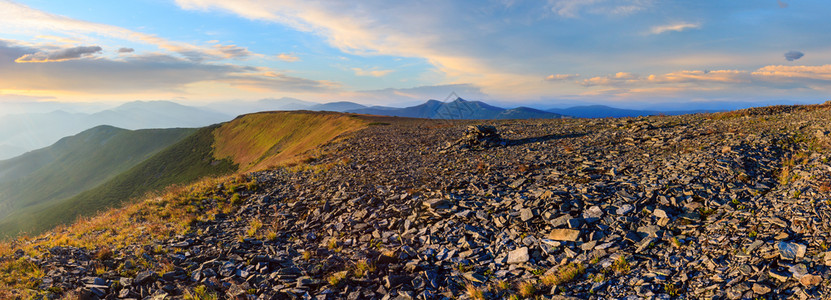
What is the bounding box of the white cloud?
[752,65,831,81]
[0,1,254,62]
[276,53,299,62]
[547,0,652,18]
[545,74,579,81]
[173,0,550,98]
[352,67,393,77]
[0,39,336,94]
[650,22,700,35]
[34,35,81,44]
[579,65,831,99]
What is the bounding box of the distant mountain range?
[0,97,725,160]
[546,105,715,118]
[204,97,715,119]
[345,98,566,119]
[0,101,232,159]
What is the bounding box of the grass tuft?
[540,262,585,286]
[466,284,485,300]
[517,281,536,298]
[612,256,631,275]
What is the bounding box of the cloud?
[118,47,134,53]
[778,0,789,8]
[580,72,640,86]
[223,71,340,92]
[14,45,102,63]
[171,0,559,98]
[582,69,750,88]
[577,65,831,101]
[545,74,579,81]
[0,93,54,102]
[646,70,749,84]
[352,67,393,77]
[650,22,700,35]
[784,50,804,61]
[0,39,335,94]
[35,35,81,44]
[547,0,652,18]
[752,65,831,81]
[0,1,254,62]
[276,53,299,62]
[211,44,251,59]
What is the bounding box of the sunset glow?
[1,0,829,108]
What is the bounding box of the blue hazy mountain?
[349,98,565,119]
[547,105,715,118]
[310,101,367,112]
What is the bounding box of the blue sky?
[0,0,829,108]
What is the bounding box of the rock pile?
[446,125,503,150]
[10,105,831,299]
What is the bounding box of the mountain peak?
[349,98,564,120]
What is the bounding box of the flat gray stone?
[507,247,530,264]
[778,241,806,260]
[520,208,534,222]
[616,204,634,215]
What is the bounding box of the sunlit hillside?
[0,111,368,238]
[213,111,367,172]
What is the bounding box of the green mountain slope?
[0,111,367,238]
[0,126,195,223]
[0,125,230,237]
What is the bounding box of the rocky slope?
[5,104,831,299]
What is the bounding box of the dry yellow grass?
[0,173,260,296]
[212,112,366,172]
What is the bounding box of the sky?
[0,0,830,109]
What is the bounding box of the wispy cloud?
[547,0,653,18]
[117,47,134,53]
[223,71,340,92]
[752,65,831,81]
[15,45,102,63]
[0,1,254,62]
[172,0,550,98]
[545,74,579,81]
[34,35,81,44]
[352,67,393,77]
[650,22,700,35]
[276,53,299,62]
[578,65,831,99]
[580,72,639,86]
[0,39,336,94]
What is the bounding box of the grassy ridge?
[213,111,366,171]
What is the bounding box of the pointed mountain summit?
[349,97,565,119]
